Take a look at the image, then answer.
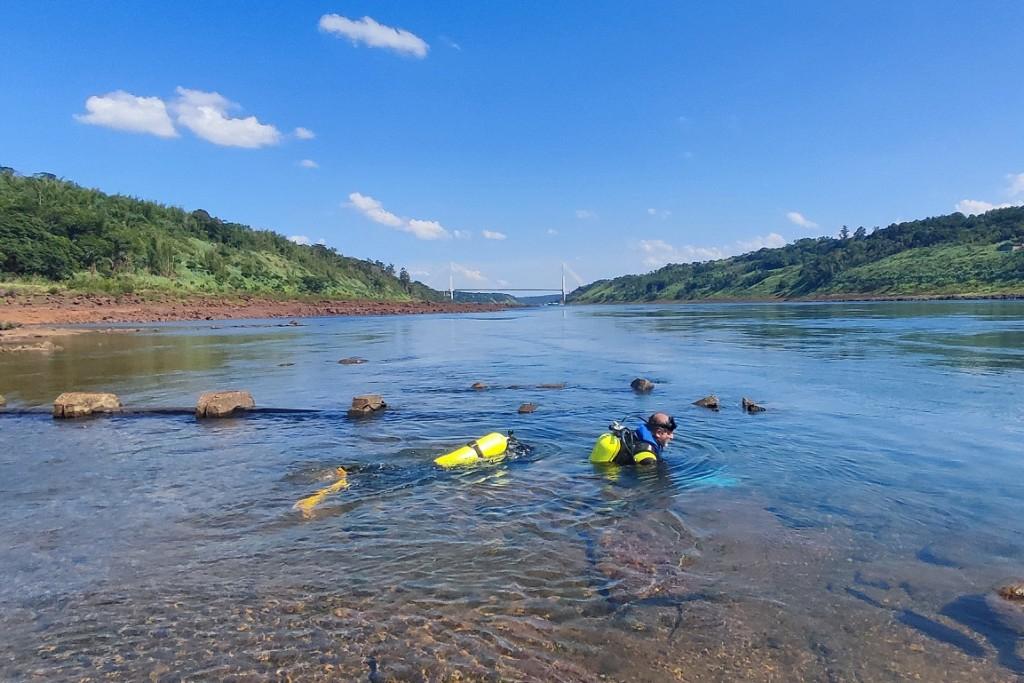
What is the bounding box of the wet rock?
[0,393,5,407]
[630,378,655,393]
[338,357,367,365]
[537,383,565,389]
[693,395,720,410]
[348,394,386,417]
[518,402,537,414]
[53,391,122,418]
[0,340,59,353]
[742,397,766,413]
[997,582,1024,602]
[196,390,255,418]
[278,362,295,367]
[471,382,488,391]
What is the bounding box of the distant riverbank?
[0,293,511,326]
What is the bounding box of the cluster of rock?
[629,377,767,413]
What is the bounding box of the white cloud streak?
[546,228,559,235]
[452,262,485,282]
[294,127,315,140]
[299,159,319,168]
[481,230,507,240]
[172,87,281,148]
[347,192,451,240]
[1007,173,1024,197]
[288,235,311,245]
[786,211,818,229]
[955,199,1021,215]
[319,14,429,58]
[575,209,597,220]
[639,233,787,268]
[74,91,178,138]
[452,229,471,239]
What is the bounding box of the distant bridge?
[447,263,582,304]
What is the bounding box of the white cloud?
[647,207,671,219]
[452,229,471,239]
[299,159,319,168]
[294,127,315,140]
[575,209,596,220]
[440,36,462,51]
[639,232,788,268]
[481,230,507,240]
[74,91,178,138]
[452,262,485,282]
[410,269,430,277]
[497,279,510,286]
[1007,173,1024,197]
[319,14,429,58]
[955,199,1021,215]
[288,235,311,245]
[316,238,326,245]
[407,219,449,240]
[347,192,451,240]
[348,192,403,227]
[786,211,818,229]
[172,87,281,148]
[546,228,559,235]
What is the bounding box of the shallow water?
[1,301,1023,681]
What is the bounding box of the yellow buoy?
[293,467,349,518]
[434,432,509,468]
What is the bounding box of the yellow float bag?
[435,432,508,468]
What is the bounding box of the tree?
[399,267,411,291]
[854,226,867,239]
[839,225,850,240]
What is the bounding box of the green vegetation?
[0,168,444,301]
[569,209,1024,303]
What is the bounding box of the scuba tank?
[434,432,510,468]
[589,420,658,465]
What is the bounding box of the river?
[1,301,1023,681]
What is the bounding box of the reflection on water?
[1,302,1024,680]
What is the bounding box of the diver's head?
[647,412,677,448]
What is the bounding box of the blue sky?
[2,1,1023,291]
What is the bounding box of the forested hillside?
[0,168,444,300]
[569,208,1024,303]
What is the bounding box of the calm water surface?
[2,302,1023,681]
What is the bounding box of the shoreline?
[0,294,514,350]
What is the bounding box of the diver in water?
[589,412,676,465]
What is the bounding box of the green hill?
[569,208,1024,303]
[0,168,444,301]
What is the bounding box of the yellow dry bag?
[434,432,509,468]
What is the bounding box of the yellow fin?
[293,468,349,518]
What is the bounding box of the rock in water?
[630,378,655,393]
[998,582,1024,601]
[338,357,367,365]
[536,383,566,389]
[0,393,6,407]
[518,403,537,414]
[348,394,386,417]
[471,382,488,391]
[196,390,255,418]
[693,395,720,410]
[53,392,122,418]
[742,397,766,413]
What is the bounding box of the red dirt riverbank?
[0,293,511,326]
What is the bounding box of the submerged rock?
[471,382,488,391]
[348,394,386,417]
[537,383,566,389]
[693,395,720,410]
[630,378,655,393]
[338,357,367,365]
[998,582,1024,602]
[196,390,255,418]
[53,392,122,418]
[518,402,537,414]
[742,397,766,413]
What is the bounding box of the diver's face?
[654,426,675,449]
